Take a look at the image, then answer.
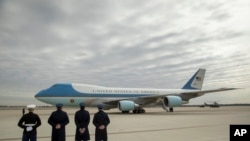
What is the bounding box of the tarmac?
[0,106,249,141]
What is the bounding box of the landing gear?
[133,109,145,114]
[169,107,174,112]
[163,107,174,112]
[122,111,130,113]
[121,109,146,114]
[162,104,174,112]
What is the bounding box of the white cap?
[27,104,36,109]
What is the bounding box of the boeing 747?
[35,69,236,113]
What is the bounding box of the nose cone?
[35,90,43,98]
[34,90,51,105]
[34,90,47,102]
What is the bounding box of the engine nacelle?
[118,100,139,111]
[163,96,182,107]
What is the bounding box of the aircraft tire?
[169,107,174,112]
[132,109,146,114]
[142,109,145,113]
[122,111,129,113]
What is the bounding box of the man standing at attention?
[93,104,110,141]
[48,103,69,141]
[18,104,41,141]
[74,102,90,141]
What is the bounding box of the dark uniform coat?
[74,109,90,141]
[18,112,41,134]
[93,110,110,141]
[48,109,69,141]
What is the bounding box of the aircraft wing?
[103,87,238,106]
[180,87,238,101]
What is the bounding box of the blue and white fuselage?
[35,83,189,106]
[35,69,236,113]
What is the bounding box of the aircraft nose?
[35,93,40,98]
[34,90,44,98]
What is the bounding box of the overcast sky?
[0,0,250,106]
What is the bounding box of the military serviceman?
[74,102,90,141]
[48,103,69,141]
[93,104,110,141]
[18,104,41,141]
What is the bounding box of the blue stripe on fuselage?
[35,83,153,98]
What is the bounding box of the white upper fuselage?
[74,83,184,95]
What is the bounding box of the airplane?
[200,101,220,108]
[35,68,236,113]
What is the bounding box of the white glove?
[26,126,33,132]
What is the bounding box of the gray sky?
[0,0,250,106]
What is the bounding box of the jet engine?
[163,96,182,107]
[118,100,139,111]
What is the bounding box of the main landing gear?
[169,107,174,112]
[164,107,174,112]
[162,104,174,112]
[133,109,145,114]
[121,108,146,114]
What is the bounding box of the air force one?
[35,69,236,113]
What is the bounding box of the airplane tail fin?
[182,68,206,90]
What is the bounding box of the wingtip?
[220,87,241,90]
